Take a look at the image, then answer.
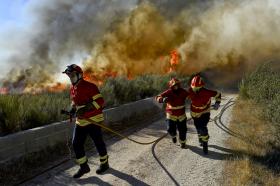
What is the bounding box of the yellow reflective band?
[179,139,186,143]
[166,113,186,122]
[76,156,87,164]
[100,159,108,164]
[192,100,211,109]
[191,108,211,118]
[201,135,209,142]
[92,94,102,100]
[92,101,100,109]
[100,155,108,160]
[166,104,185,110]
[76,114,104,126]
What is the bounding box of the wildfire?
[47,82,67,93]
[169,50,179,73]
[83,70,118,86]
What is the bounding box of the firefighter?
[63,64,109,178]
[188,75,221,154]
[155,78,189,148]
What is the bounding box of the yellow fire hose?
[83,117,167,145]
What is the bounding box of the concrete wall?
[0,98,163,163]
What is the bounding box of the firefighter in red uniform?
[63,64,109,178]
[156,78,189,148]
[188,75,221,154]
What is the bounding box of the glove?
[212,102,220,110]
[69,107,76,117]
[162,97,168,103]
[76,102,95,117]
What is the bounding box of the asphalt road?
[21,94,236,186]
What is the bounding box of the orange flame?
[169,50,179,73]
[83,70,118,85]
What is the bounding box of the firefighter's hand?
[212,102,220,110]
[162,97,168,103]
[69,107,76,117]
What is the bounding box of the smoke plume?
[1,0,280,92]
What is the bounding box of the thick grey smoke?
[1,0,280,92]
[1,0,138,92]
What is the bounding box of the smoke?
[84,0,280,87]
[1,0,280,92]
[0,0,138,92]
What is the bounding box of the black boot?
[172,136,177,143]
[202,142,208,155]
[96,161,109,174]
[96,155,109,174]
[73,162,90,178]
[181,143,186,149]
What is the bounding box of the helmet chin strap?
[70,73,82,85]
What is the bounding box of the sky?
[0,0,30,78]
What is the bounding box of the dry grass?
[223,98,280,186]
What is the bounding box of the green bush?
[239,61,280,125]
[101,73,190,107]
[0,92,69,134]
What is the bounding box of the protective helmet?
[191,75,204,88]
[62,64,83,74]
[168,78,180,88]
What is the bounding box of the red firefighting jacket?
[156,88,189,121]
[70,79,105,126]
[188,87,221,118]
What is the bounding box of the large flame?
[169,50,180,73]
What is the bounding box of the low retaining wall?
[0,98,163,163]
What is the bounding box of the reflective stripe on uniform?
[76,156,87,164]
[179,139,186,144]
[166,113,186,122]
[100,158,108,164]
[76,114,104,126]
[92,94,102,100]
[100,154,108,160]
[191,100,210,109]
[201,135,209,142]
[92,101,100,109]
[191,108,211,118]
[100,155,108,164]
[166,104,185,110]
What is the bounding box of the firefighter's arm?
[91,93,104,109]
[70,101,77,116]
[212,91,221,110]
[155,90,169,103]
[76,86,104,117]
[214,91,221,104]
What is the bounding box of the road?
[21,94,236,186]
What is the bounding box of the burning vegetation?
[1,0,280,94]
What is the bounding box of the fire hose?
[61,110,168,145]
[61,100,225,146]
